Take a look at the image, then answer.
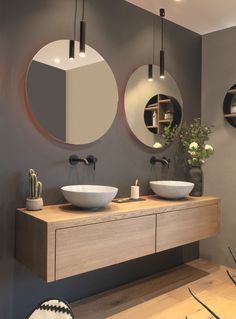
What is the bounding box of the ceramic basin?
[149,180,194,199]
[61,185,118,208]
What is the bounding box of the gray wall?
[201,27,236,266]
[28,61,66,140]
[0,0,201,318]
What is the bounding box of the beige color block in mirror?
[26,40,118,145]
[125,65,183,148]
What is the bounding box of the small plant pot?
[26,197,43,211]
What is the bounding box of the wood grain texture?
[17,196,220,229]
[156,204,220,252]
[55,215,156,280]
[47,224,56,281]
[72,259,236,319]
[224,113,236,118]
[16,196,220,282]
[15,212,49,281]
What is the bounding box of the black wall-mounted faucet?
[69,154,98,170]
[150,156,170,168]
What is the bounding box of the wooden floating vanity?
[16,195,220,282]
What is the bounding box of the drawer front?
[156,204,220,252]
[56,215,156,280]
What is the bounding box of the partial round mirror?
[26,40,118,145]
[124,65,183,148]
[223,84,236,128]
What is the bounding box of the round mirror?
[223,84,236,128]
[124,65,183,148]
[26,40,118,145]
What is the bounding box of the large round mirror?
[124,65,183,148]
[26,40,118,145]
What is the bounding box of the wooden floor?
[72,259,236,319]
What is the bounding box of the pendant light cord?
[161,15,164,50]
[73,0,78,41]
[160,8,165,50]
[82,0,85,21]
[152,15,155,64]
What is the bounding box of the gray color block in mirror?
[124,65,183,148]
[27,40,119,145]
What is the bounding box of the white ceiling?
[126,0,236,35]
[34,40,104,71]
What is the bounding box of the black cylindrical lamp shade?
[69,40,75,60]
[79,20,86,57]
[160,49,165,79]
[148,64,153,81]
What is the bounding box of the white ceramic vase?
[26,198,43,211]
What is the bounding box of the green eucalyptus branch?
[162,124,178,146]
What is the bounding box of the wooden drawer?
[56,215,156,280]
[156,204,220,252]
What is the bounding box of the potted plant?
[179,118,214,196]
[26,169,43,211]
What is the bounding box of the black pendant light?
[148,64,153,82]
[69,0,78,60]
[148,15,155,82]
[69,40,75,60]
[160,8,165,79]
[79,0,86,57]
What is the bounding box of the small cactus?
[28,169,43,199]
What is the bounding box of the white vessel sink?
[61,185,118,209]
[149,181,194,199]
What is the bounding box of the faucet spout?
[162,158,169,166]
[80,158,89,165]
[69,154,89,166]
[69,154,98,169]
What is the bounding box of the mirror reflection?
[125,65,183,148]
[27,40,118,145]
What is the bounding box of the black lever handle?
[87,155,98,170]
[150,156,170,168]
